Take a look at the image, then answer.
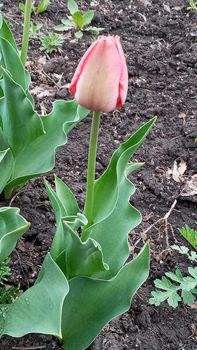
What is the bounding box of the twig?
[12,346,46,350]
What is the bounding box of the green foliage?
[55,0,103,39]
[179,225,197,250]
[149,267,197,308]
[0,207,30,262]
[187,0,197,10]
[0,259,21,304]
[0,17,88,197]
[171,245,197,262]
[19,0,50,15]
[40,32,64,53]
[30,22,43,38]
[0,118,156,350]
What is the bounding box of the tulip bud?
[69,36,128,113]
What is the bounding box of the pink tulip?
[69,36,128,113]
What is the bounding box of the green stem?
[82,111,101,240]
[21,0,32,65]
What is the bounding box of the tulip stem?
[21,0,32,65]
[82,111,101,240]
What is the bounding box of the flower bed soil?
[0,0,197,349]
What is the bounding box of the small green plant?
[0,259,21,304]
[187,0,197,10]
[150,239,197,308]
[171,245,197,262]
[55,0,104,39]
[29,22,43,38]
[149,267,197,308]
[19,0,50,15]
[40,32,64,53]
[179,225,197,250]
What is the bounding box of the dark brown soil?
[0,0,197,349]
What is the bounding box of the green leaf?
[165,269,183,283]
[37,0,49,14]
[55,176,79,216]
[86,26,104,35]
[0,148,13,194]
[75,30,83,39]
[0,207,30,261]
[67,0,79,15]
[181,290,196,305]
[0,63,89,194]
[55,219,108,278]
[0,37,28,91]
[83,118,156,277]
[82,10,94,27]
[0,17,18,51]
[61,243,150,350]
[72,12,84,29]
[179,225,197,250]
[1,253,69,338]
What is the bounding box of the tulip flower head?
[70,36,128,113]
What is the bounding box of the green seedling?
[55,0,104,39]
[179,225,197,250]
[30,22,43,38]
[0,259,21,304]
[171,245,197,262]
[40,32,64,53]
[19,0,50,14]
[149,267,197,308]
[187,0,197,10]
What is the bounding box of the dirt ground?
[0,0,197,349]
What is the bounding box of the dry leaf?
[171,159,187,182]
[163,4,171,13]
[138,0,152,7]
[181,174,197,197]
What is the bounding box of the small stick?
[12,346,46,350]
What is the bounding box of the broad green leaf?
[0,66,88,194]
[0,37,28,91]
[37,0,50,14]
[0,17,17,51]
[1,253,69,337]
[55,176,79,216]
[72,12,84,29]
[83,118,156,277]
[56,219,108,278]
[82,10,94,26]
[61,243,150,350]
[45,178,80,259]
[0,149,13,193]
[0,207,30,261]
[67,0,78,15]
[86,26,104,35]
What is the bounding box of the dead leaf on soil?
[180,174,197,197]
[163,4,171,13]
[138,0,152,7]
[166,159,187,183]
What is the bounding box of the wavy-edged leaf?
[56,219,108,279]
[45,178,80,258]
[82,118,156,277]
[0,66,88,194]
[61,243,150,350]
[0,207,30,261]
[0,37,28,91]
[1,253,69,338]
